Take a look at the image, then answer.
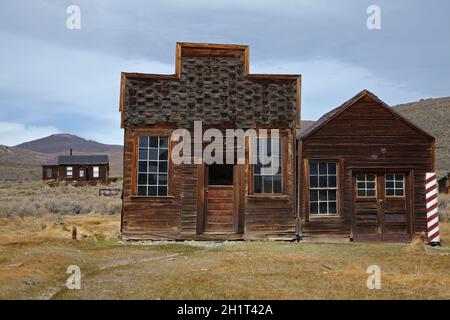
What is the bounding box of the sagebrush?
[0,180,122,217]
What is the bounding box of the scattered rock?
[5,262,24,268]
[23,277,40,286]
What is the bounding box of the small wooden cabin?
[438,174,450,194]
[42,154,110,182]
[119,42,301,240]
[298,90,435,242]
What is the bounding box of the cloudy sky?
[0,0,449,146]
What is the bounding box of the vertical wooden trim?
[233,165,239,233]
[338,158,345,217]
[282,135,289,194]
[296,77,302,129]
[350,170,355,240]
[247,135,254,194]
[243,46,250,76]
[409,169,415,236]
[431,141,436,171]
[196,164,205,234]
[303,159,310,222]
[119,73,127,128]
[291,131,296,220]
[233,164,245,234]
[131,132,138,196]
[377,173,384,240]
[175,43,182,77]
[296,139,303,237]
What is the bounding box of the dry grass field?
[0,181,449,300]
[0,180,121,218]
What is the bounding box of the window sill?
[247,194,289,201]
[309,214,342,219]
[130,195,175,201]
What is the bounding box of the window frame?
[46,168,52,178]
[92,166,99,178]
[79,168,85,178]
[66,166,73,178]
[250,136,284,195]
[307,160,339,216]
[135,135,170,197]
[384,173,405,198]
[355,173,378,198]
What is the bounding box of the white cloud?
[0,122,60,146]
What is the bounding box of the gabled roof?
[299,90,435,141]
[43,156,59,166]
[57,155,109,165]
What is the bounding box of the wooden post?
[72,226,78,241]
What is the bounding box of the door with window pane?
[353,171,411,241]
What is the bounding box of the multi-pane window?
[66,166,73,178]
[253,138,282,194]
[46,168,52,178]
[385,173,405,197]
[93,166,99,178]
[309,162,337,215]
[137,136,169,196]
[356,174,377,197]
[79,169,85,178]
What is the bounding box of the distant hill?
[0,134,123,180]
[15,133,123,154]
[0,145,52,180]
[394,96,450,178]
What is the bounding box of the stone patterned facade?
[124,56,298,129]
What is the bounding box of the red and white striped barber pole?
[426,172,440,246]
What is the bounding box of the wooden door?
[380,173,411,241]
[204,164,234,233]
[353,171,411,242]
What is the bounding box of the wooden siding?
[121,128,296,240]
[300,95,434,240]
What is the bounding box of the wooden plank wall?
[244,130,296,239]
[300,95,434,238]
[121,128,297,240]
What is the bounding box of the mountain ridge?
[15,133,122,154]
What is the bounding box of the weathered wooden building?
[42,154,110,182]
[119,42,435,242]
[119,42,301,240]
[298,90,435,242]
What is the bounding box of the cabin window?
[356,174,377,197]
[137,136,169,196]
[79,169,85,178]
[66,166,73,178]
[46,168,52,178]
[309,162,337,215]
[93,166,99,178]
[253,138,282,194]
[385,173,405,197]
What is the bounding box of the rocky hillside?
[394,97,450,178]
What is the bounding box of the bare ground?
[0,214,449,300]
